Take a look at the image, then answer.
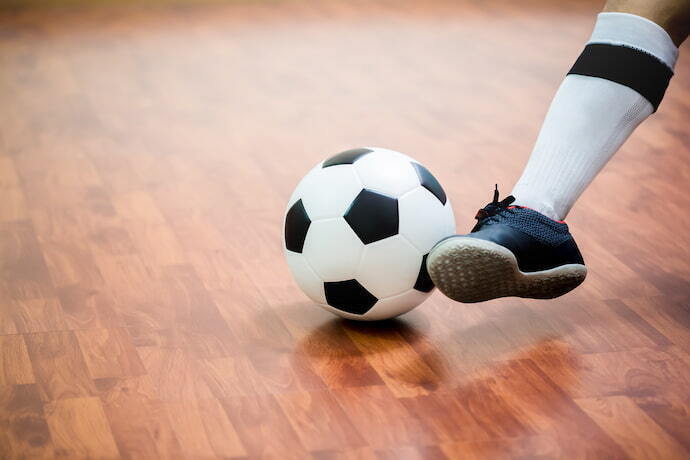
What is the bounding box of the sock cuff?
[568,44,673,111]
[588,12,679,70]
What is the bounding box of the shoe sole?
[427,237,587,303]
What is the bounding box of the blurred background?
[1,0,686,219]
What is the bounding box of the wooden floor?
[1,0,689,458]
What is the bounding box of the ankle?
[511,196,562,222]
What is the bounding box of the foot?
[426,186,587,303]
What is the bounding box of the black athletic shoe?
[427,186,587,303]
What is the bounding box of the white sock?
[511,12,679,221]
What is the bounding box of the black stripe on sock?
[568,43,673,112]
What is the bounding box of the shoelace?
[471,185,517,232]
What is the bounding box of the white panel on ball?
[302,218,364,281]
[357,235,421,299]
[399,187,456,254]
[364,146,416,163]
[364,289,429,321]
[285,251,326,304]
[354,149,420,197]
[296,165,362,220]
[286,161,322,209]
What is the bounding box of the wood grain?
[0,0,689,457]
[276,390,366,452]
[0,384,53,458]
[0,336,35,385]
[24,331,96,401]
[76,328,145,380]
[165,397,246,458]
[44,397,119,458]
[220,393,307,457]
[95,376,183,459]
[577,396,688,459]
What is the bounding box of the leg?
[511,0,686,221]
[604,0,690,46]
[427,0,687,302]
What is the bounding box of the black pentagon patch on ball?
[411,162,447,205]
[414,254,434,292]
[322,148,374,168]
[344,189,398,244]
[284,199,311,253]
[324,279,378,315]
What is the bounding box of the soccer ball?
[283,147,456,320]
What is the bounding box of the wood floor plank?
[110,191,168,226]
[633,390,690,453]
[95,376,183,459]
[0,288,18,335]
[536,299,664,353]
[156,264,238,359]
[0,221,54,301]
[88,226,138,257]
[0,384,53,458]
[119,263,240,359]
[534,346,690,400]
[10,298,69,334]
[475,359,627,457]
[452,376,533,440]
[56,284,123,330]
[428,303,517,376]
[577,395,689,459]
[480,300,562,361]
[623,296,690,353]
[24,330,96,401]
[76,328,145,379]
[399,393,490,444]
[275,390,366,452]
[89,253,153,313]
[12,148,101,191]
[39,240,104,289]
[571,239,662,301]
[333,385,436,448]
[344,323,442,398]
[220,392,306,457]
[293,318,386,389]
[259,284,387,390]
[137,346,215,402]
[44,396,120,458]
[206,270,296,353]
[247,346,328,395]
[196,355,268,399]
[165,397,247,458]
[126,223,188,267]
[0,335,35,385]
[29,205,119,245]
[438,435,559,459]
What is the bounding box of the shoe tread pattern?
[427,238,587,303]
